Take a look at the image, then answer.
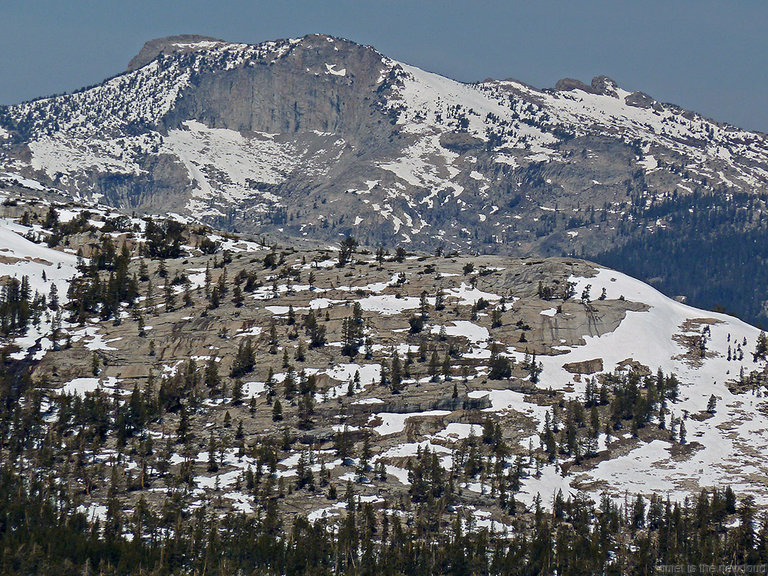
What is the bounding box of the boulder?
[591,76,619,97]
[439,131,484,153]
[625,91,655,109]
[555,78,597,94]
[563,358,604,374]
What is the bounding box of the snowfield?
[0,218,83,359]
[0,219,80,299]
[513,267,768,506]
[535,267,762,392]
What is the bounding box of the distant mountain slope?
[2,34,768,324]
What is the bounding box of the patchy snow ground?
[369,410,452,436]
[356,294,422,315]
[312,363,382,402]
[560,268,762,386]
[5,187,768,523]
[0,219,80,301]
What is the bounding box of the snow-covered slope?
[0,219,78,301]
[552,268,760,390]
[386,64,768,192]
[512,267,768,506]
[0,192,82,359]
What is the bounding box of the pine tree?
[91,351,100,376]
[139,258,149,281]
[217,266,228,295]
[232,284,244,307]
[489,344,511,380]
[208,285,220,309]
[679,419,687,444]
[435,288,445,311]
[177,405,189,443]
[754,331,768,362]
[491,307,503,328]
[306,310,326,348]
[429,349,440,382]
[231,379,243,405]
[337,236,358,266]
[205,357,221,393]
[419,291,430,320]
[341,303,364,357]
[390,351,402,393]
[207,431,219,472]
[204,262,211,298]
[231,339,255,377]
[48,283,59,311]
[542,412,557,461]
[284,370,297,399]
[265,367,276,399]
[269,321,278,354]
[163,276,176,312]
[297,393,314,429]
[272,398,283,421]
[137,312,146,337]
[441,351,452,380]
[296,451,314,490]
[295,339,306,362]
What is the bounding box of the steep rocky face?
[0,35,410,225]
[2,34,768,322]
[161,36,393,138]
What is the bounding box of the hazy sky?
[1,1,767,132]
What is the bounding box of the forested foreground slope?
[1,185,768,573]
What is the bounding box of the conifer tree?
[390,351,402,393]
[428,349,440,382]
[295,339,306,362]
[207,431,219,472]
[272,398,283,421]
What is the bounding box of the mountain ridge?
[2,33,768,324]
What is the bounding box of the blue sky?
[2,1,767,131]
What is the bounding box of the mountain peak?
[125,33,382,74]
[127,34,223,71]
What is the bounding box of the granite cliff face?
[2,34,768,321]
[0,35,403,223]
